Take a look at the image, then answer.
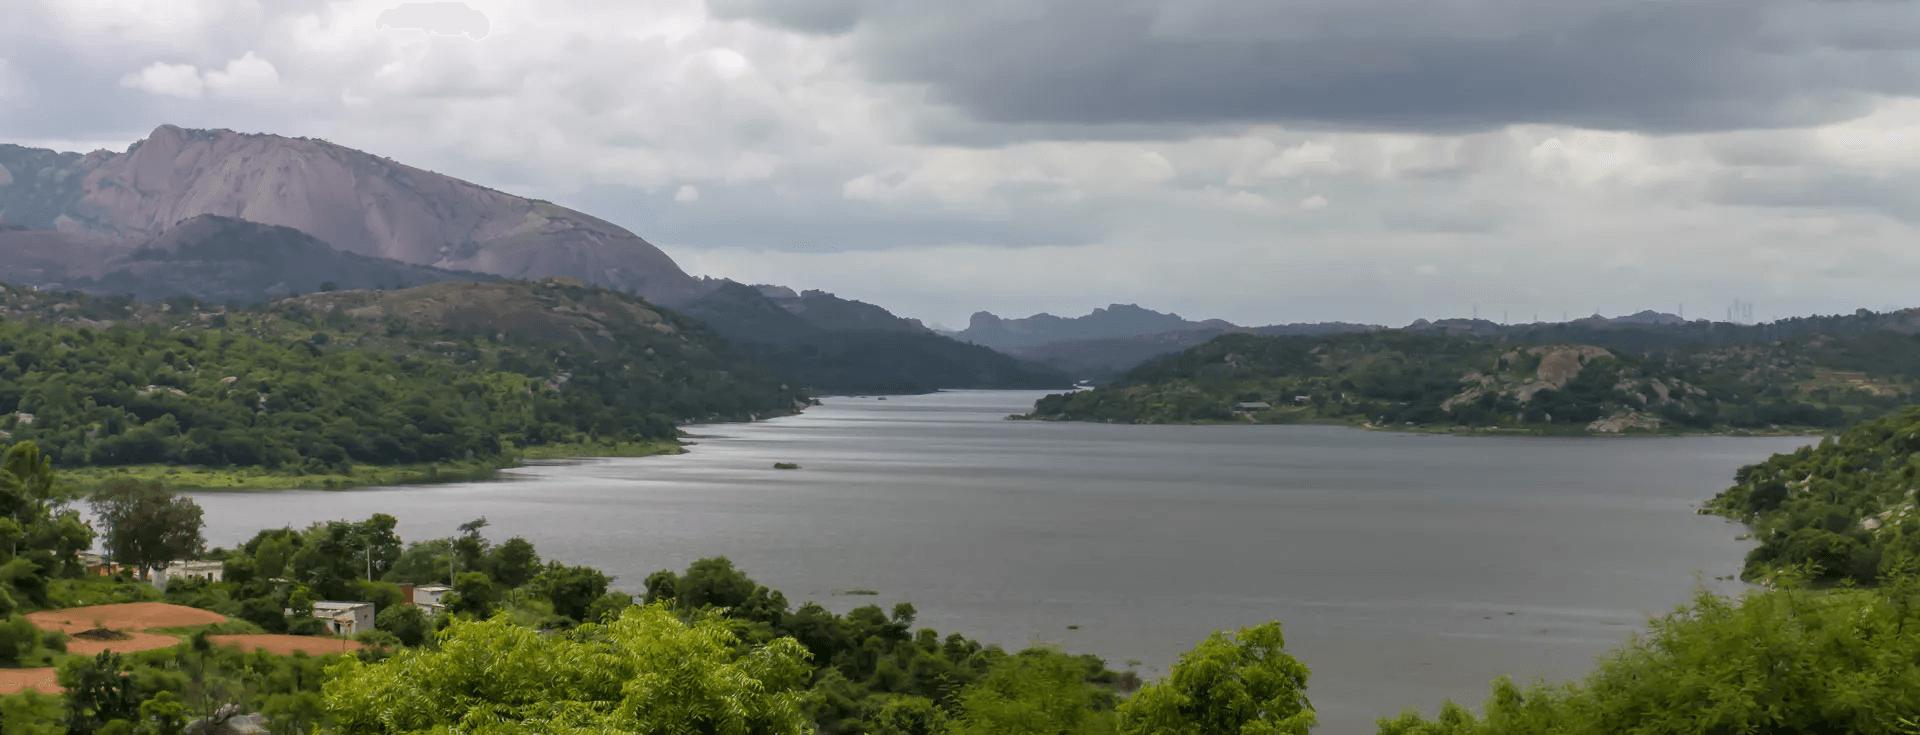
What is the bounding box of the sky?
[3,0,1919,331]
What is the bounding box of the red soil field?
[26,602,227,633]
[24,602,230,655]
[0,668,60,695]
[209,634,365,656]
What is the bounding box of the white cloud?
[1299,194,1328,210]
[0,58,22,100]
[675,184,700,201]
[117,52,279,100]
[204,51,280,98]
[120,61,206,98]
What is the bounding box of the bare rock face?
[51,125,708,305]
[1587,411,1662,433]
[1513,345,1613,402]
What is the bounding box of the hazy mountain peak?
[958,303,1232,351]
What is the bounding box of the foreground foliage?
[1376,572,1920,734]
[324,605,815,734]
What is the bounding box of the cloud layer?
[3,0,1918,327]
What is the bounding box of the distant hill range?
[1021,306,1920,435]
[0,125,1066,393]
[955,304,1377,380]
[957,305,1860,382]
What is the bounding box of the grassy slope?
[0,279,801,489]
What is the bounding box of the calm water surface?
[186,390,1814,734]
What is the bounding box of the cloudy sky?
[3,0,1919,329]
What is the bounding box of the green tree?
[62,652,141,735]
[87,481,205,578]
[322,603,815,734]
[0,614,42,665]
[133,691,187,735]
[1117,622,1315,735]
[0,691,65,735]
[486,536,540,589]
[529,562,609,622]
[949,648,1117,735]
[857,694,947,735]
[375,603,431,648]
[445,571,496,618]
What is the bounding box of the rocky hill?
[0,125,709,305]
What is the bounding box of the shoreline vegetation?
[1011,409,1832,438]
[62,438,687,492]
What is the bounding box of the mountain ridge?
[0,125,710,305]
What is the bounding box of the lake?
[185,390,1814,734]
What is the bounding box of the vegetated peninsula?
[0,276,810,489]
[1706,404,1920,587]
[1017,328,1920,435]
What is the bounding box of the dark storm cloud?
[722,0,1920,138]
[706,0,868,35]
[1705,170,1920,224]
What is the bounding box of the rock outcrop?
[5,125,709,306]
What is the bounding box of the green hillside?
[1707,405,1920,586]
[0,278,808,477]
[1020,330,1916,434]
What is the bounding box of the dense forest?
[2,439,1918,733]
[0,279,810,472]
[1022,329,1919,434]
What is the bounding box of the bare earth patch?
[26,602,229,656]
[26,602,227,633]
[62,631,186,656]
[209,634,365,656]
[0,668,61,695]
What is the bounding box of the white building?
[309,601,376,636]
[401,583,452,616]
[154,560,224,589]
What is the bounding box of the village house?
[153,560,224,590]
[307,601,376,636]
[78,552,123,577]
[400,583,452,616]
